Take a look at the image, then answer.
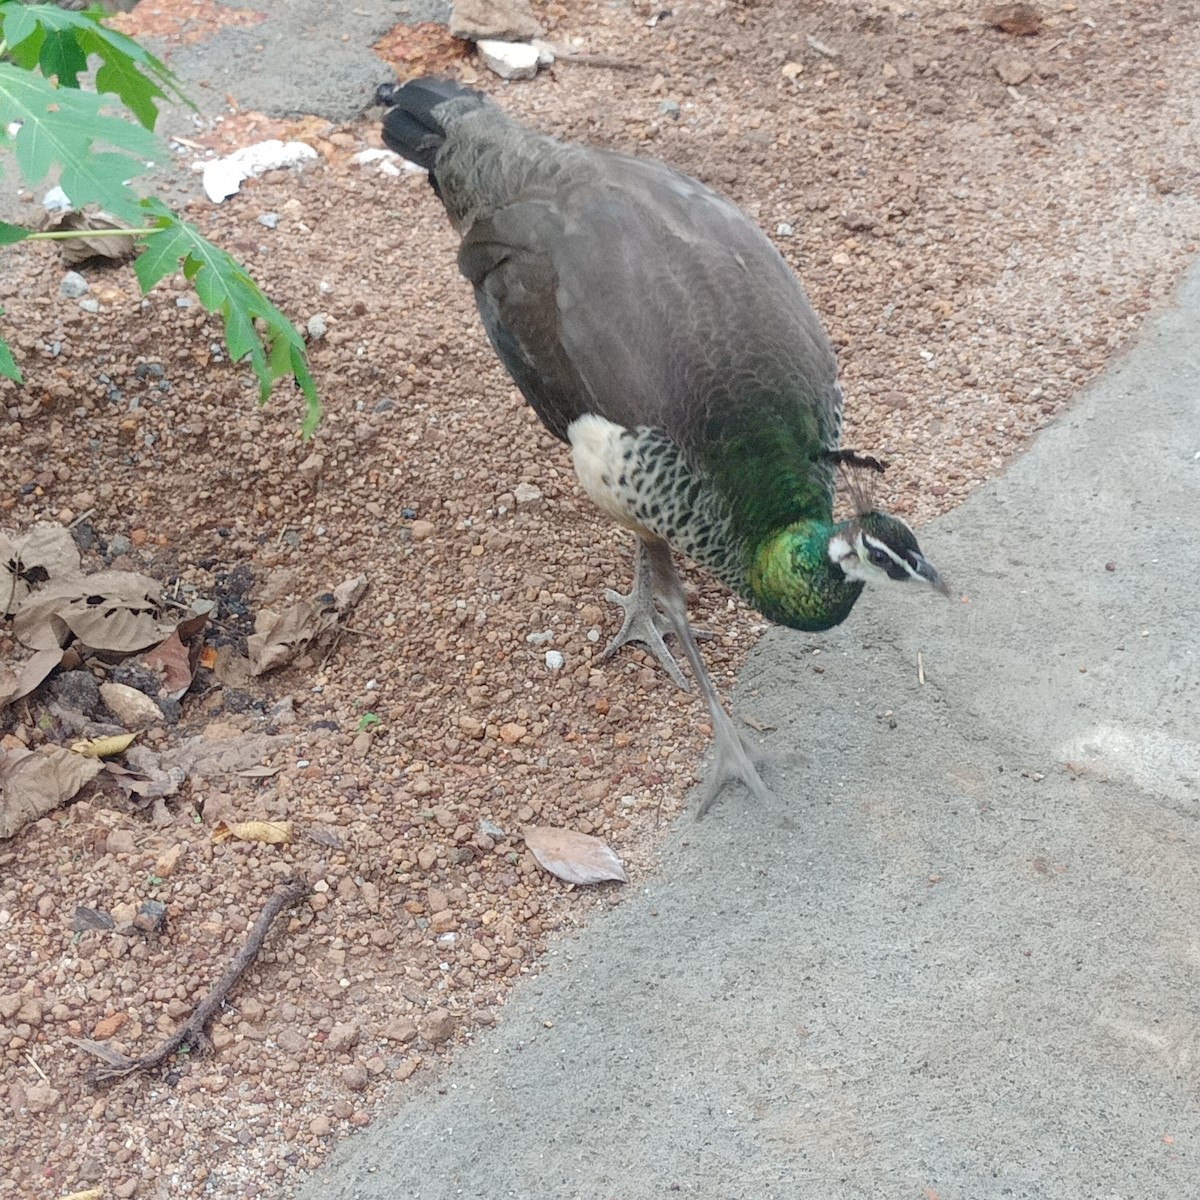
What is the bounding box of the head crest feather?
[825,449,888,517]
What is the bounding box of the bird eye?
[866,545,891,567]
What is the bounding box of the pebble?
[326,1022,360,1052]
[476,39,540,80]
[410,519,435,541]
[258,212,280,229]
[545,650,565,670]
[59,271,88,298]
[419,1007,455,1044]
[341,1064,369,1092]
[78,298,100,313]
[306,313,328,340]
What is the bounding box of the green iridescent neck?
[745,521,863,632]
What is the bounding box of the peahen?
[378,77,947,816]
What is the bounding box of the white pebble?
[545,650,565,671]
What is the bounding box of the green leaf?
[0,221,31,245]
[1,3,190,129]
[134,202,321,434]
[0,62,161,220]
[0,309,21,383]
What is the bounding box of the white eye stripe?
[862,534,925,580]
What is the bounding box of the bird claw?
[694,720,774,820]
[601,585,690,691]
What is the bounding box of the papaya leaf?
[0,310,20,383]
[135,201,321,434]
[0,2,188,128]
[0,63,160,220]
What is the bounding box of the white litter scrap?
[352,148,427,178]
[197,139,319,203]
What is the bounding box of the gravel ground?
[1,1,1198,1197]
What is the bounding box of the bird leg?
[601,536,689,690]
[640,540,771,817]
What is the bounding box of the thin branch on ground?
[70,879,311,1085]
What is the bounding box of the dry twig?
[71,879,311,1084]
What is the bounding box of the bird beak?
[910,553,951,597]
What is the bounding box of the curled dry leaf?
[211,819,295,845]
[247,598,339,675]
[13,570,168,652]
[0,744,103,839]
[71,731,139,759]
[0,647,67,710]
[142,627,198,701]
[0,523,81,616]
[46,208,137,266]
[523,825,628,885]
[58,1188,105,1200]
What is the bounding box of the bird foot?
[601,585,690,691]
[694,721,776,820]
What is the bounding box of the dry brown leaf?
[0,665,17,709]
[158,730,290,778]
[211,819,295,845]
[13,570,167,652]
[523,825,628,885]
[246,599,338,675]
[71,731,138,758]
[58,1187,105,1200]
[46,209,137,266]
[0,744,102,839]
[142,628,196,700]
[1,647,66,709]
[0,523,81,615]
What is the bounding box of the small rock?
[277,1028,308,1055]
[478,818,505,839]
[306,313,328,340]
[93,1012,128,1040]
[352,731,372,757]
[78,298,100,314]
[99,681,164,729]
[545,650,565,671]
[17,997,43,1026]
[59,271,89,298]
[514,481,543,504]
[0,994,21,1020]
[658,99,681,119]
[310,1115,332,1137]
[984,3,1043,36]
[776,222,795,237]
[410,519,435,541]
[106,534,133,559]
[431,909,456,933]
[499,722,527,744]
[450,0,543,41]
[258,212,280,229]
[341,1063,369,1092]
[47,670,101,716]
[326,1022,360,1052]
[990,51,1033,86]
[105,829,136,856]
[417,846,438,870]
[476,39,540,81]
[419,1007,455,1044]
[24,1083,60,1113]
[458,714,485,739]
[382,1016,418,1044]
[298,452,324,484]
[132,899,167,934]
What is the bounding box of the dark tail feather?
[376,77,484,172]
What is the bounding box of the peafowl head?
[829,510,949,595]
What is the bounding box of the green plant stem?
[24,227,155,241]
